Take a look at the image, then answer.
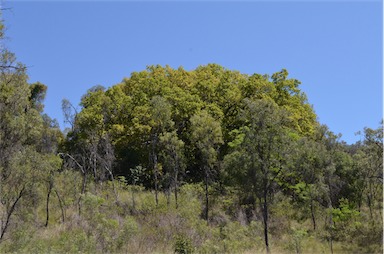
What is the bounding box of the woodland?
[0,13,382,254]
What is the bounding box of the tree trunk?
[154,156,159,206]
[54,189,65,223]
[367,193,373,220]
[93,153,97,180]
[204,168,209,222]
[174,174,178,210]
[45,180,53,227]
[78,173,87,216]
[152,136,159,206]
[327,196,334,254]
[310,197,316,231]
[105,166,119,204]
[0,186,25,241]
[329,211,334,254]
[81,171,87,194]
[166,188,170,207]
[132,184,136,210]
[261,192,270,254]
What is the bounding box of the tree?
[354,122,383,219]
[129,165,145,210]
[190,110,223,221]
[283,136,329,231]
[0,32,61,240]
[313,124,350,254]
[61,98,78,131]
[224,99,290,253]
[159,130,186,209]
[148,95,174,205]
[271,69,316,136]
[29,82,47,113]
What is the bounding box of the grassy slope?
[0,178,382,254]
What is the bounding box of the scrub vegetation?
[0,11,382,253]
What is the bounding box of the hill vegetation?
[0,12,382,253]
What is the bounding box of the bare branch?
[58,153,85,175]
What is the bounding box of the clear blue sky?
[3,1,382,144]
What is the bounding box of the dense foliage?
[0,12,382,253]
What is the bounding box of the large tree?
[190,110,223,221]
[0,21,61,240]
[224,98,291,253]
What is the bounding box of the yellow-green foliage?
[0,13,381,253]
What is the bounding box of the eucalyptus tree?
[313,124,350,253]
[285,136,329,231]
[0,48,38,240]
[224,98,290,253]
[147,96,174,205]
[64,86,116,182]
[159,130,185,209]
[0,26,61,238]
[271,69,316,137]
[354,123,383,219]
[190,110,223,221]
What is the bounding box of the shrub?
[174,234,194,254]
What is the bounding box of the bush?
[285,228,308,254]
[174,234,194,254]
[116,216,139,250]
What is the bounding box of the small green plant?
[116,216,139,250]
[174,234,194,254]
[292,228,307,254]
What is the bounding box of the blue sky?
[3,1,382,144]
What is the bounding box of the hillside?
[0,11,382,254]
